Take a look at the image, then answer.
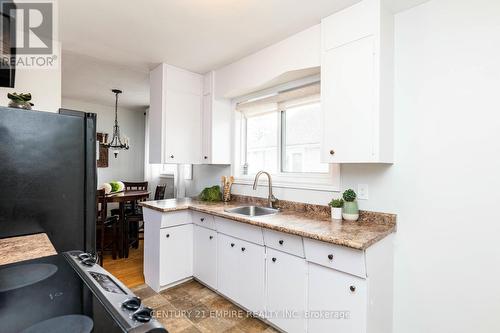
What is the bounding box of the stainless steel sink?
[224,206,279,217]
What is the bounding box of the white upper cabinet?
[201,71,231,164]
[149,63,203,164]
[321,0,394,163]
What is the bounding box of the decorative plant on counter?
[328,198,344,220]
[7,92,34,110]
[200,185,222,202]
[342,189,359,221]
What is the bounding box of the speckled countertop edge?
[0,233,57,265]
[140,198,396,250]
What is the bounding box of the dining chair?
[154,184,167,200]
[128,184,168,249]
[110,181,149,216]
[96,188,119,263]
[123,181,149,249]
[123,181,148,191]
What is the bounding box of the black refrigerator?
[0,106,97,253]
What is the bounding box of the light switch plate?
[357,184,369,200]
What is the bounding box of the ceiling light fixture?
[103,89,129,158]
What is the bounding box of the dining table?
[106,190,150,258]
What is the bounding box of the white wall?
[0,43,62,112]
[192,1,500,332]
[62,98,146,185]
[214,25,320,98]
[383,1,500,331]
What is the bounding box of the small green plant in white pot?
[342,189,359,221]
[328,198,343,220]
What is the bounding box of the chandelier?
[103,89,129,158]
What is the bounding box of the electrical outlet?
[357,184,369,200]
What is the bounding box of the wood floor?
[102,239,145,288]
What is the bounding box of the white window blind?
[236,82,320,115]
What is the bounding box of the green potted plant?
[342,189,359,221]
[328,198,343,220]
[7,92,34,110]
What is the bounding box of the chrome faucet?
[253,171,278,208]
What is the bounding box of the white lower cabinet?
[308,263,367,333]
[193,225,217,289]
[145,210,393,333]
[238,238,266,313]
[217,233,240,300]
[217,233,266,314]
[266,248,307,333]
[159,224,193,287]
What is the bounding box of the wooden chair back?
[154,184,167,200]
[96,188,108,224]
[123,181,148,191]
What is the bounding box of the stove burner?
[19,314,93,333]
[0,263,58,292]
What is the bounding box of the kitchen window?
[234,81,339,191]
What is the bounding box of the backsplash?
[231,194,397,226]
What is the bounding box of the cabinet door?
[321,36,375,163]
[159,224,193,286]
[322,0,375,51]
[308,263,367,333]
[238,239,266,314]
[266,249,307,333]
[217,233,240,300]
[164,90,202,164]
[193,225,217,289]
[201,93,212,163]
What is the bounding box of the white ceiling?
[62,51,149,110]
[60,0,430,110]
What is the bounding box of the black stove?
[0,251,167,333]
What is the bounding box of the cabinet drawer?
[159,210,192,228]
[215,217,264,245]
[143,208,192,229]
[192,211,216,230]
[304,238,366,278]
[263,229,304,258]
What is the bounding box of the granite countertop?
[140,197,396,250]
[0,233,57,265]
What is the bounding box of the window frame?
[233,91,340,192]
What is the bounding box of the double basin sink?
[224,206,279,217]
